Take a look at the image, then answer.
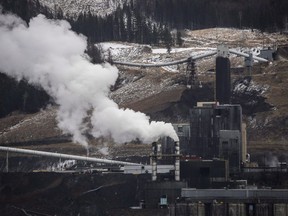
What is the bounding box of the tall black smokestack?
[216,56,231,104]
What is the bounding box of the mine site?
[0,0,288,216]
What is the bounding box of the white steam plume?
[0,10,179,147]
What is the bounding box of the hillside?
[38,0,127,19]
[1,0,288,46]
[36,0,288,32]
[0,28,288,165]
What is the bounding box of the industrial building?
[162,102,246,174]
[162,52,248,174]
[190,103,245,173]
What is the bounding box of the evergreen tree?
[144,21,153,44]
[176,30,183,47]
[119,10,126,41]
[152,24,159,45]
[85,42,104,64]
[125,5,133,42]
[163,27,173,54]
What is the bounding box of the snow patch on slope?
[99,42,152,62]
[234,79,269,95]
[38,0,127,19]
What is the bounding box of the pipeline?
[0,146,139,166]
[113,51,218,68]
[113,58,189,67]
[229,49,268,62]
[113,48,268,69]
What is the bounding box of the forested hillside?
[70,0,288,44]
[0,74,50,118]
[1,0,288,46]
[136,0,288,31]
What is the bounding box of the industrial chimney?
[216,56,231,104]
[174,141,180,181]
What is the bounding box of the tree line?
[70,0,288,46]
[136,0,288,32]
[1,0,288,53]
[69,2,179,49]
[1,0,288,46]
[0,0,180,49]
[69,0,288,46]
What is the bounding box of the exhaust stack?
[175,141,180,181]
[151,142,158,181]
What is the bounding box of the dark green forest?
[1,0,288,45]
[68,0,288,45]
[0,73,50,118]
[136,0,288,31]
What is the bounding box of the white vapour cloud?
[0,10,179,147]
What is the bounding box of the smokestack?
[152,142,157,181]
[216,56,231,104]
[175,141,180,181]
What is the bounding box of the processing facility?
[1,46,286,216]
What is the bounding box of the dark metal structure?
[186,58,197,88]
[180,159,229,188]
[144,181,187,209]
[216,56,231,104]
[189,104,243,173]
[182,188,288,202]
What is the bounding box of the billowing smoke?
[0,10,179,147]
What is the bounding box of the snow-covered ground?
[99,42,216,71]
[99,42,149,62]
[52,159,76,171]
[38,0,127,19]
[234,79,269,96]
[152,47,194,54]
[183,28,285,48]
[97,27,288,77]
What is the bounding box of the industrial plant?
[1,45,288,216]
